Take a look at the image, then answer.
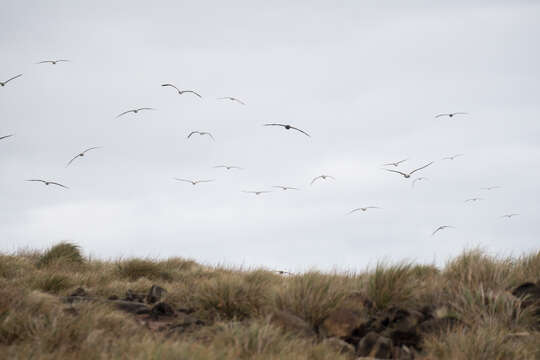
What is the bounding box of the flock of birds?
[1,61,521,240]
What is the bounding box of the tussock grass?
[0,243,539,359]
[37,242,84,268]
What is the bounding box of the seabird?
[66,147,102,167]
[385,162,434,179]
[26,179,69,189]
[264,123,310,137]
[161,84,202,98]
[116,108,155,118]
[0,74,22,87]
[311,175,335,185]
[188,131,215,141]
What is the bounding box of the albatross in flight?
[217,97,245,105]
[174,178,214,185]
[435,112,468,118]
[383,159,407,167]
[432,225,454,235]
[36,59,70,65]
[264,123,310,137]
[161,84,202,98]
[384,162,434,179]
[243,190,272,195]
[0,74,22,87]
[116,108,155,118]
[347,207,381,214]
[188,131,215,141]
[26,179,69,189]
[66,147,102,167]
[273,186,299,191]
[442,154,464,160]
[465,197,483,202]
[311,175,335,185]
[214,165,243,170]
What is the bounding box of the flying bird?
[383,159,408,167]
[465,197,484,202]
[502,214,519,219]
[66,147,101,167]
[432,225,454,235]
[273,186,299,191]
[481,186,501,191]
[188,131,215,141]
[442,154,464,160]
[217,97,245,105]
[116,108,155,118]
[435,112,468,118]
[311,175,335,185]
[412,177,428,187]
[0,134,14,141]
[26,179,69,189]
[264,123,310,137]
[174,178,214,185]
[384,162,434,179]
[243,190,271,195]
[0,74,22,87]
[347,207,381,214]
[214,165,243,170]
[36,59,69,65]
[161,84,202,98]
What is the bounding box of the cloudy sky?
[1,0,539,271]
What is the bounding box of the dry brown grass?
[0,243,539,359]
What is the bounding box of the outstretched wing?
[49,182,69,189]
[182,90,202,98]
[409,162,434,175]
[66,154,80,167]
[384,169,408,177]
[0,134,14,141]
[290,126,311,137]
[26,179,46,184]
[82,146,102,154]
[161,83,180,92]
[264,123,286,128]
[310,176,322,185]
[187,131,199,138]
[116,110,134,118]
[174,178,193,183]
[4,74,23,83]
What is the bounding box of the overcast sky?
[1,0,539,272]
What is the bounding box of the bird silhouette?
[481,186,501,191]
[435,112,468,118]
[442,154,464,160]
[273,186,299,191]
[26,179,69,189]
[214,165,242,170]
[385,162,434,179]
[0,134,14,141]
[36,59,69,65]
[264,123,310,137]
[188,131,215,141]
[412,177,428,187]
[217,97,245,105]
[174,178,214,185]
[161,84,202,98]
[383,159,407,167]
[0,74,22,87]
[311,175,335,185]
[465,197,483,202]
[347,207,381,214]
[66,147,102,167]
[243,190,271,195]
[432,225,454,235]
[502,214,519,219]
[116,108,155,118]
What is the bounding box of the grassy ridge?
[0,243,539,359]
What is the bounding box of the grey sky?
[1,1,539,271]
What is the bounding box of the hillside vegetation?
[1,242,539,359]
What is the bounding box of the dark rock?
[270,310,316,337]
[70,287,88,297]
[357,331,393,358]
[512,282,538,298]
[147,285,167,304]
[108,295,119,301]
[112,300,149,314]
[177,306,196,314]
[151,302,175,319]
[322,337,355,356]
[320,308,368,339]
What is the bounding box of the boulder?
[320,308,369,339]
[151,302,175,319]
[70,287,88,297]
[147,285,167,304]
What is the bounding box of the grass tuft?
[37,242,84,268]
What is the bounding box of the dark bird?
[0,134,14,141]
[174,178,214,185]
[161,84,202,98]
[243,190,271,195]
[383,159,408,167]
[0,74,22,87]
[188,131,215,141]
[26,179,69,189]
[311,175,335,185]
[442,154,464,160]
[274,270,294,275]
[385,162,434,179]
[217,96,245,105]
[435,112,468,118]
[465,197,483,202]
[36,59,69,65]
[347,206,381,214]
[273,186,299,191]
[214,165,243,170]
[264,123,310,137]
[502,214,519,219]
[66,147,101,167]
[412,177,428,187]
[116,108,155,118]
[432,225,454,235]
[481,186,501,191]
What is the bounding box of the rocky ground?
[1,243,539,359]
